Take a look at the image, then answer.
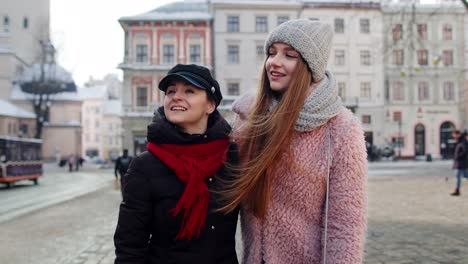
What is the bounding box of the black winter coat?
[453,137,468,169]
[114,108,239,264]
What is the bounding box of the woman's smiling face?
[163,79,215,134]
[265,42,301,93]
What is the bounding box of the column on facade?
[179,24,185,64]
[205,22,211,67]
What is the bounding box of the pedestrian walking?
[450,130,468,196]
[67,154,75,172]
[220,19,367,264]
[114,64,239,264]
[114,149,132,191]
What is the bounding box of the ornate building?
[118,1,213,154]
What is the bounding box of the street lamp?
[398,119,402,159]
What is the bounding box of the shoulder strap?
[323,126,331,264]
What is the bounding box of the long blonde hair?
[220,57,313,218]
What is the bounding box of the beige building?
[301,1,385,147]
[383,1,466,159]
[0,0,84,161]
[212,1,385,143]
[0,99,35,138]
[118,1,213,155]
[463,11,468,131]
[212,0,301,113]
[81,86,122,160]
[0,0,50,100]
[10,86,82,161]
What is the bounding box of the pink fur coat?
[233,95,368,264]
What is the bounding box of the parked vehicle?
[0,136,43,188]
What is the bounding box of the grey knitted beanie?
[264,19,334,81]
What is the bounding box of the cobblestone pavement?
[364,175,468,263]
[0,163,467,263]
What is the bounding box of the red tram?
[0,136,43,188]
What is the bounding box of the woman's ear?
[207,100,216,115]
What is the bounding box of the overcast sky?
[50,0,438,87]
[50,0,173,86]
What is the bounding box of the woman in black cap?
[114,64,239,264]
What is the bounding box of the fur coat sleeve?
[326,110,368,263]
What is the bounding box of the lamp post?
[398,119,402,159]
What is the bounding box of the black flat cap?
[159,64,222,106]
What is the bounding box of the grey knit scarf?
[271,71,342,132]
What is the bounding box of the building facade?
[0,99,35,138]
[118,1,213,155]
[212,0,301,115]
[119,0,466,159]
[0,0,50,100]
[81,86,122,161]
[382,1,466,159]
[301,1,385,147]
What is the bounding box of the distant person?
[114,64,239,263]
[67,154,75,172]
[114,149,133,190]
[451,130,468,196]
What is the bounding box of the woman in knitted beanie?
[220,19,368,263]
[114,64,239,264]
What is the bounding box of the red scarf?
[146,137,230,240]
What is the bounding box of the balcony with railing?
[122,103,159,117]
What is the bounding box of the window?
[163,44,175,64]
[3,16,9,32]
[335,50,345,66]
[277,16,289,26]
[392,81,405,101]
[136,44,148,63]
[393,49,404,65]
[443,82,454,100]
[360,19,370,34]
[392,24,402,41]
[227,16,239,32]
[136,86,148,107]
[95,107,100,114]
[338,82,346,100]
[23,17,28,29]
[393,111,402,122]
[417,82,429,101]
[189,45,201,64]
[227,83,240,96]
[227,45,239,64]
[19,124,28,135]
[362,115,371,124]
[256,45,264,56]
[360,50,371,66]
[442,50,453,66]
[95,134,100,143]
[256,16,268,33]
[417,49,428,65]
[95,120,100,128]
[360,82,371,99]
[334,18,344,34]
[359,18,370,34]
[442,24,452,40]
[417,24,427,40]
